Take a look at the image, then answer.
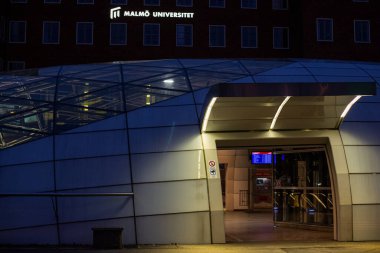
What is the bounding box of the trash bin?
[92,227,123,249]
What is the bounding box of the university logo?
[110,7,121,20]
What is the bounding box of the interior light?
[201,97,217,132]
[270,96,291,130]
[83,104,89,112]
[340,96,362,118]
[163,79,174,84]
[146,94,151,105]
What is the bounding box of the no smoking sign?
[208,160,217,177]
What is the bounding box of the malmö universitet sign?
[110,7,194,20]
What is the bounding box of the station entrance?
[218,145,334,242]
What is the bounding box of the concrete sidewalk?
[1,241,380,253]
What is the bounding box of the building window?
[241,0,257,9]
[44,0,61,3]
[273,27,289,49]
[209,25,225,47]
[354,20,370,43]
[110,23,127,45]
[76,22,93,45]
[43,21,60,44]
[272,0,288,10]
[316,18,333,41]
[241,26,257,48]
[10,0,27,3]
[209,0,225,8]
[77,0,94,4]
[0,17,5,43]
[144,0,159,6]
[8,61,25,71]
[111,0,127,4]
[9,21,26,43]
[176,24,193,47]
[176,0,192,7]
[143,23,160,46]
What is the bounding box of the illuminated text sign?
[110,7,194,20]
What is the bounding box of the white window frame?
[241,26,258,48]
[209,25,226,48]
[42,21,60,44]
[176,24,193,47]
[9,21,26,44]
[109,23,127,45]
[176,0,193,7]
[76,22,94,45]
[209,0,225,8]
[354,19,371,43]
[272,0,288,10]
[143,23,160,46]
[273,26,289,49]
[316,18,333,42]
[241,0,257,9]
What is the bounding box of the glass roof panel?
[0,106,53,135]
[0,76,51,91]
[0,97,51,119]
[257,64,312,76]
[60,85,124,112]
[127,71,190,91]
[190,60,249,75]
[240,60,292,75]
[57,77,118,101]
[122,65,180,83]
[187,70,245,90]
[124,86,185,110]
[1,78,57,102]
[54,104,119,133]
[229,76,255,83]
[64,65,122,82]
[59,64,115,76]
[179,59,235,68]
[38,66,61,77]
[1,58,378,149]
[123,59,183,69]
[0,128,46,148]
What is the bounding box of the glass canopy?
[0,59,379,148]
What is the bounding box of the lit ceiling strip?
[340,95,362,118]
[201,97,217,132]
[270,96,291,130]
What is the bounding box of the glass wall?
[273,149,333,227]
